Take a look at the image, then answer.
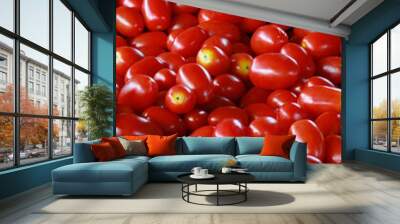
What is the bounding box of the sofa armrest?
[289,141,307,182]
[73,140,100,163]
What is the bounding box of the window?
[371,23,400,154]
[0,0,91,170]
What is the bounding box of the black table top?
[177,172,255,185]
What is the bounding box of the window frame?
[0,0,91,171]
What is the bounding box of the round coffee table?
[177,173,255,206]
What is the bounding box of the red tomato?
[272,23,290,30]
[116,7,144,38]
[116,35,128,47]
[116,113,163,136]
[292,28,311,41]
[118,74,159,112]
[298,86,341,117]
[143,106,186,136]
[230,53,253,81]
[156,52,186,72]
[280,43,315,78]
[317,56,342,86]
[141,0,171,31]
[289,119,325,161]
[250,25,288,55]
[276,102,309,130]
[215,119,248,137]
[202,35,233,55]
[131,31,167,50]
[324,135,342,163]
[117,0,142,10]
[177,63,214,104]
[203,95,235,112]
[240,18,265,33]
[124,56,165,82]
[291,81,305,96]
[153,68,176,90]
[198,9,242,24]
[240,87,270,107]
[302,32,342,58]
[244,103,275,120]
[231,42,253,54]
[173,4,199,14]
[196,46,230,76]
[116,47,144,86]
[184,109,208,131]
[190,125,215,137]
[250,53,299,90]
[249,116,286,137]
[316,112,341,136]
[267,89,297,108]
[208,106,249,125]
[170,26,209,57]
[116,104,133,114]
[155,91,167,108]
[213,74,246,101]
[304,76,335,88]
[134,46,165,57]
[198,21,241,42]
[170,13,198,31]
[165,85,197,114]
[167,29,184,50]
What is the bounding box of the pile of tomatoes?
[116,0,342,164]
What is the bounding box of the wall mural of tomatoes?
[115,0,342,164]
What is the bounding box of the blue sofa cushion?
[178,137,235,155]
[235,137,264,155]
[149,154,235,172]
[236,155,293,172]
[73,140,100,163]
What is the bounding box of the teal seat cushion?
[149,154,235,172]
[236,155,293,172]
[178,137,235,155]
[235,137,264,155]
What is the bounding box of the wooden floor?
[1,162,400,224]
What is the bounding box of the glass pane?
[0,0,14,31]
[391,24,400,70]
[20,44,49,115]
[391,120,400,153]
[372,121,388,151]
[74,17,89,70]
[53,59,72,117]
[75,120,88,143]
[372,33,387,76]
[372,76,387,119]
[20,0,49,49]
[53,0,72,60]
[0,116,14,170]
[53,119,72,157]
[20,117,49,165]
[74,69,89,118]
[0,35,14,113]
[391,72,400,118]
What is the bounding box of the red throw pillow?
[146,134,177,157]
[260,134,296,159]
[123,135,148,141]
[101,137,126,158]
[91,142,117,162]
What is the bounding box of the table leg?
[195,184,198,192]
[245,183,247,201]
[217,184,219,206]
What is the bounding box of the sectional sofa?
[52,137,307,196]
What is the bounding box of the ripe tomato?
[291,81,305,96]
[276,102,309,131]
[196,46,230,76]
[165,85,197,114]
[116,113,163,136]
[142,0,171,31]
[118,74,159,112]
[133,46,165,57]
[240,87,270,107]
[173,4,199,14]
[230,53,253,81]
[240,18,265,33]
[167,29,184,50]
[203,95,235,112]
[231,42,253,55]
[170,26,209,57]
[198,9,242,24]
[208,106,249,125]
[198,20,241,42]
[190,125,215,137]
[316,112,341,136]
[153,68,176,90]
[131,31,167,50]
[116,7,144,38]
[116,47,144,86]
[116,103,133,114]
[143,106,186,136]
[177,63,214,104]
[289,119,325,161]
[117,0,142,10]
[213,74,246,101]
[280,43,315,78]
[298,86,341,117]
[169,13,198,31]
[250,53,299,90]
[249,116,286,137]
[324,135,342,163]
[244,103,275,120]
[155,91,167,108]
[317,56,342,86]
[202,35,233,55]
[304,76,335,88]
[267,89,297,108]
[302,32,342,58]
[124,56,165,82]
[156,52,186,72]
[184,109,208,131]
[116,35,128,47]
[250,25,288,55]
[215,119,248,137]
[291,28,311,43]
